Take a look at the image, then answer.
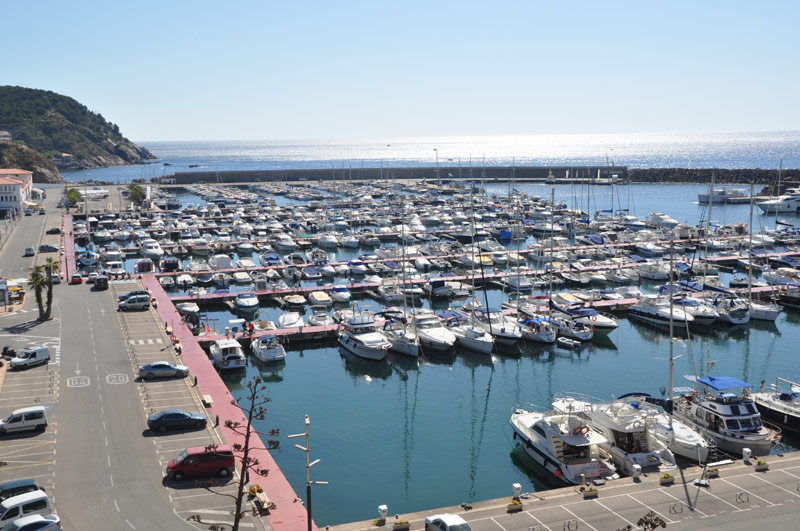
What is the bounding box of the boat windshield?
[417,320,443,330]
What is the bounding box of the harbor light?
[288,414,328,531]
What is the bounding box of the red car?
[70,273,83,284]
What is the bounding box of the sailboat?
[380,221,420,357]
[745,184,782,321]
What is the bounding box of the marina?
[63,177,800,526]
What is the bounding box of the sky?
[2,1,799,142]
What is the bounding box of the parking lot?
[112,281,264,529]
[332,454,800,531]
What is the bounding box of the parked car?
[0,491,51,527]
[38,208,45,215]
[118,294,150,311]
[37,244,57,253]
[23,210,32,216]
[0,407,48,435]
[69,273,82,285]
[23,247,34,257]
[94,275,108,290]
[166,444,235,481]
[1,513,60,531]
[45,228,61,235]
[50,274,60,285]
[118,289,150,302]
[0,479,41,502]
[138,361,189,380]
[147,409,208,433]
[8,347,50,370]
[87,272,98,284]
[425,514,472,531]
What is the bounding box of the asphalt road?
[0,187,202,530]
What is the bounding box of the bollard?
[742,448,752,463]
[215,414,219,427]
[193,376,198,387]
[580,474,586,489]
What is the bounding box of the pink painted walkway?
[142,274,315,531]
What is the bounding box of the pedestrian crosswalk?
[128,338,164,345]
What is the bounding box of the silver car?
[138,361,189,380]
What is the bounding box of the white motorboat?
[756,188,800,214]
[645,212,679,228]
[671,375,780,457]
[175,302,200,315]
[763,266,800,285]
[411,311,456,351]
[550,314,594,341]
[236,240,255,255]
[209,254,234,270]
[471,308,522,345]
[274,233,296,252]
[317,233,339,248]
[377,284,404,303]
[548,300,619,335]
[209,338,247,370]
[748,300,781,321]
[709,293,750,325]
[307,305,334,326]
[278,311,305,329]
[668,294,719,326]
[140,239,165,261]
[628,295,694,327]
[191,240,211,256]
[329,285,351,303]
[510,408,618,486]
[232,271,252,284]
[250,335,287,363]
[519,316,557,344]
[347,260,368,275]
[159,276,175,290]
[308,290,333,307]
[338,312,390,360]
[233,292,259,313]
[442,314,494,354]
[176,273,194,288]
[381,315,420,357]
[553,396,678,477]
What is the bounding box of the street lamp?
[288,415,327,531]
[433,148,440,185]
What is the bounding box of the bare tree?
[187,376,280,531]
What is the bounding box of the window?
[22,499,47,513]
[532,425,546,437]
[0,506,19,520]
[24,412,43,421]
[8,415,21,424]
[725,419,739,430]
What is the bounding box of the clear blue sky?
[2,1,798,141]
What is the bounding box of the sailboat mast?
[748,183,754,303]
[668,240,675,411]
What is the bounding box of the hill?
[0,142,62,183]
[0,86,156,170]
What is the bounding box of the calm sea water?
[62,131,800,183]
[127,183,799,526]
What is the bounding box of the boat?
[628,295,694,327]
[548,300,618,335]
[697,187,749,204]
[670,375,781,457]
[134,258,155,273]
[751,378,800,433]
[471,307,522,345]
[278,311,305,328]
[209,254,234,270]
[250,335,287,363]
[411,311,456,351]
[140,239,165,261]
[307,305,334,326]
[510,408,619,486]
[519,316,557,344]
[274,233,296,252]
[440,312,494,354]
[233,292,259,313]
[236,240,254,255]
[159,276,175,290]
[709,293,750,325]
[308,290,333,307]
[329,285,351,303]
[191,240,211,256]
[377,284,404,303]
[176,273,194,288]
[209,338,247,370]
[175,302,200,315]
[644,212,679,228]
[380,314,420,357]
[556,337,582,349]
[552,396,678,477]
[756,187,800,214]
[283,294,306,308]
[338,312,391,360]
[161,256,181,273]
[78,250,100,267]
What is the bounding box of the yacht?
[233,292,259,313]
[329,285,351,303]
[552,396,678,477]
[274,233,296,252]
[278,311,305,329]
[380,314,420,357]
[209,253,234,270]
[209,338,247,370]
[338,313,391,360]
[140,239,165,261]
[250,335,287,363]
[628,295,694,327]
[440,313,495,354]
[548,300,619,335]
[709,293,750,325]
[411,311,456,351]
[756,188,800,214]
[471,308,522,345]
[510,408,619,486]
[645,212,679,228]
[519,316,557,344]
[751,377,800,433]
[307,305,334,326]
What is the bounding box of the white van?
[0,406,48,435]
[118,294,150,311]
[0,490,50,525]
[8,347,50,370]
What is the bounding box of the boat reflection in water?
[338,346,392,381]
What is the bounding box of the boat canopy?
[627,254,647,263]
[684,375,751,390]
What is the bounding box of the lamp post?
[288,415,327,531]
[433,148,440,186]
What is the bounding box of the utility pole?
[288,415,327,531]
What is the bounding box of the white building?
[0,169,35,218]
[0,131,12,142]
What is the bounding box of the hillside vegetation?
[0,86,155,170]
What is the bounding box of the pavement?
[0,186,272,530]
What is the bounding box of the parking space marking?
[695,484,748,512]
[657,488,709,517]
[625,494,676,525]
[128,338,164,345]
[559,505,598,531]
[750,472,800,499]
[717,478,780,507]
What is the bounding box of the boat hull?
[338,335,388,361]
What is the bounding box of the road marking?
[114,499,120,512]
[107,374,129,384]
[560,505,597,531]
[125,519,136,529]
[626,494,676,525]
[719,478,779,507]
[66,376,91,387]
[657,488,709,517]
[107,455,111,467]
[750,473,800,499]
[110,475,114,487]
[129,338,163,345]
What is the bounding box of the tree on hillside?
[186,375,280,531]
[128,183,146,205]
[28,265,48,320]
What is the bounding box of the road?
[0,186,220,530]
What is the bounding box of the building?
[0,169,36,218]
[0,131,11,142]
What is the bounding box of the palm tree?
[28,265,47,320]
[43,258,59,320]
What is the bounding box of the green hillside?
[0,86,156,169]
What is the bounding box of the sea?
[70,132,800,526]
[62,131,800,184]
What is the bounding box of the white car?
[1,513,61,530]
[424,513,472,531]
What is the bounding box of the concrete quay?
[330,453,800,531]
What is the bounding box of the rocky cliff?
[0,142,62,184]
[0,86,156,170]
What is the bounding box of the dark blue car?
[147,409,207,433]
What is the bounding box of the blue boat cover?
[627,254,646,263]
[590,235,604,244]
[683,374,751,390]
[676,262,690,272]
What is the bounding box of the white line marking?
[696,484,746,512]
[125,519,136,529]
[114,499,120,512]
[657,488,709,517]
[110,475,114,487]
[105,437,108,447]
[523,511,552,531]
[107,455,111,467]
[560,505,598,531]
[626,494,675,525]
[751,473,800,499]
[593,499,635,527]
[719,478,779,507]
